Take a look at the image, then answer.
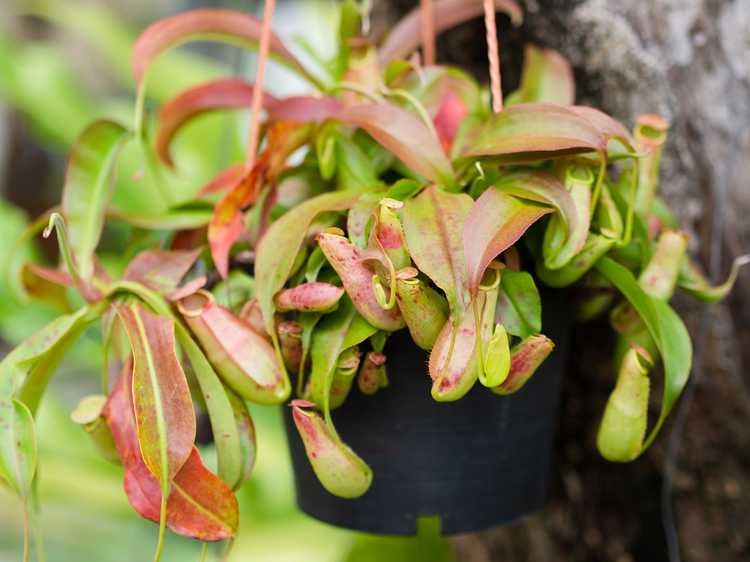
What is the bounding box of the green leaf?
[542,164,594,270]
[678,255,750,304]
[308,297,377,413]
[0,304,101,496]
[0,399,36,499]
[109,200,214,230]
[594,257,692,451]
[500,270,541,334]
[506,45,575,106]
[334,133,382,192]
[174,323,246,490]
[402,186,473,318]
[597,345,652,462]
[255,191,360,335]
[61,120,131,280]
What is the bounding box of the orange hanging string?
[483,0,503,113]
[420,0,436,66]
[246,0,276,171]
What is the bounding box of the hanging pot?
[283,289,571,535]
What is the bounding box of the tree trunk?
[375,1,750,560]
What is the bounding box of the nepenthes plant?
[1,0,746,559]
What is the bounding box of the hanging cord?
[420,0,436,66]
[483,0,503,113]
[245,0,276,172]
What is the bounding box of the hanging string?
[483,0,503,113]
[246,0,276,171]
[420,0,436,66]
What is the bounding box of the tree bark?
[375,1,750,560]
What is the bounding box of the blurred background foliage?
[0,0,453,560]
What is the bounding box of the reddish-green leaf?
[464,189,551,295]
[317,233,404,331]
[274,282,345,313]
[267,95,341,123]
[492,334,555,395]
[290,400,372,499]
[123,249,201,295]
[570,106,635,152]
[255,191,360,334]
[378,0,523,65]
[506,45,575,106]
[177,290,290,405]
[132,8,315,88]
[155,78,277,168]
[395,276,449,350]
[337,103,455,186]
[461,103,606,161]
[490,169,577,241]
[61,120,130,280]
[103,364,238,541]
[428,305,481,401]
[116,303,195,482]
[402,186,473,317]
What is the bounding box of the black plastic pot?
[283,289,571,535]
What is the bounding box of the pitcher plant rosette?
[2,0,746,559]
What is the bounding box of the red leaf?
[156,79,277,168]
[464,188,552,295]
[378,0,523,65]
[433,89,468,153]
[336,103,454,186]
[208,122,310,277]
[115,303,195,481]
[103,364,238,541]
[133,9,312,87]
[123,248,202,295]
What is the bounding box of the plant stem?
[22,504,30,562]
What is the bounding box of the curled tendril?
[43,212,83,286]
